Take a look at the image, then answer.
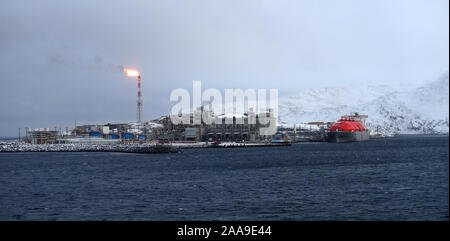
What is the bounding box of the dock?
[209,142,291,148]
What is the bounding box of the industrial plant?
[21,111,374,146]
[12,67,377,147]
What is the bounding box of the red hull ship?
[327,113,370,143]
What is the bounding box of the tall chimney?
[137,75,142,123]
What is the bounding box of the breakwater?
[0,141,292,153]
[0,143,180,154]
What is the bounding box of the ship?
[327,113,370,143]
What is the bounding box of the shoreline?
[0,143,180,154]
[0,141,292,153]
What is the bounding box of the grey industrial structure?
[24,107,279,144]
[154,107,277,142]
[24,108,364,144]
[27,129,58,144]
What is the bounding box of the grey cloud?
[0,0,448,136]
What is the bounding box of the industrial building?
[27,129,58,144]
[154,107,278,142]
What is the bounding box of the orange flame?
[123,68,140,77]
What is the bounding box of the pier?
[209,142,292,148]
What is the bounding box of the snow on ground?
[279,72,449,134]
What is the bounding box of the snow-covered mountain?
[279,72,449,134]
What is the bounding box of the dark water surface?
[0,135,448,220]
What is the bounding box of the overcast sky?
[0,0,448,136]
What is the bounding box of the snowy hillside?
[279,72,449,134]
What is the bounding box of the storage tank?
[89,132,102,137]
[122,133,134,140]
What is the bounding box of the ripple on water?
[0,135,448,220]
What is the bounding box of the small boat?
[270,139,291,146]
